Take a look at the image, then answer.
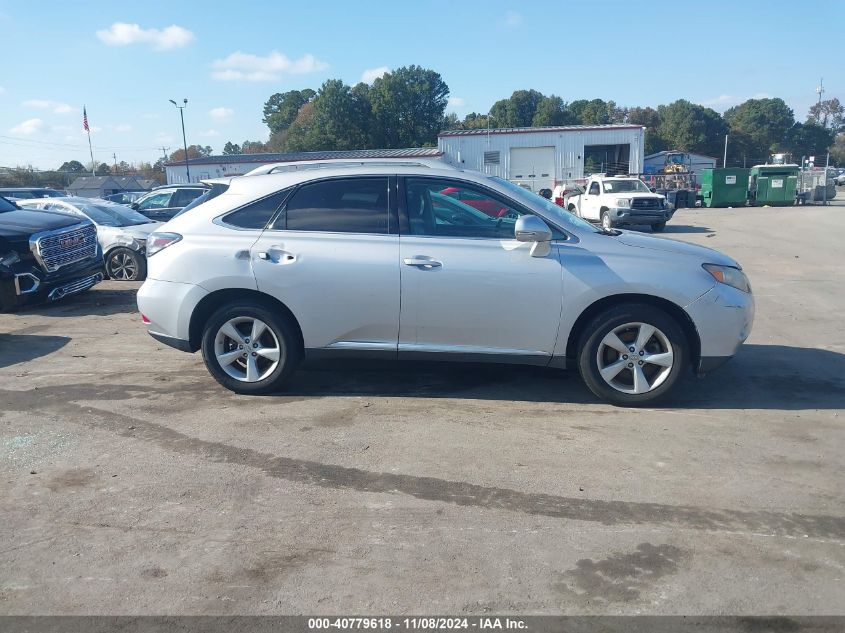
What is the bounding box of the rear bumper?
[137,277,208,351]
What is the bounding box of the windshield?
[0,196,18,212]
[73,202,154,227]
[602,179,650,193]
[491,177,599,234]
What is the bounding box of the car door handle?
[403,257,442,269]
[258,246,295,263]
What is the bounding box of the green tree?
[58,160,86,173]
[532,96,576,126]
[567,99,615,125]
[782,122,835,158]
[262,89,316,135]
[279,102,318,152]
[656,100,728,157]
[309,79,370,150]
[241,140,268,154]
[724,98,794,157]
[830,133,845,166]
[808,98,844,131]
[369,65,449,147]
[627,107,664,154]
[461,112,492,129]
[95,162,110,175]
[222,141,241,155]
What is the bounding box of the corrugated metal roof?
[166,147,442,167]
[438,124,644,138]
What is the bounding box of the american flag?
[83,106,89,133]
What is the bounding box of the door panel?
[399,176,563,359]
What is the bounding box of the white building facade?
[437,125,646,192]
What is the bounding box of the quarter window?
[223,190,291,229]
[404,179,528,239]
[283,178,389,234]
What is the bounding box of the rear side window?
[223,189,291,229]
[172,188,205,208]
[282,177,389,234]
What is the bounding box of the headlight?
[0,251,21,267]
[616,198,631,208]
[146,232,182,257]
[114,234,140,250]
[702,264,751,293]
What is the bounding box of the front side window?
[588,182,600,195]
[405,178,528,239]
[282,177,389,234]
[138,191,173,210]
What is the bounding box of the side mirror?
[649,187,656,193]
[514,215,553,257]
[130,202,140,210]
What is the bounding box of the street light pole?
[169,99,190,182]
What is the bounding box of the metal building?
[437,125,645,192]
[165,148,443,184]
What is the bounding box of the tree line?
[223,66,842,166]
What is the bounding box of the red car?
[440,187,509,217]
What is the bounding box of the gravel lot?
[1,199,844,615]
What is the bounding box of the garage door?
[509,146,555,192]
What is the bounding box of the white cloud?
[22,99,76,114]
[154,132,175,143]
[700,92,772,111]
[209,107,234,121]
[96,22,194,51]
[211,51,328,82]
[199,129,220,137]
[361,66,389,84]
[113,124,133,132]
[10,118,45,135]
[504,11,523,27]
[448,96,466,108]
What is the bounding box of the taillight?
[141,314,151,324]
[146,232,182,257]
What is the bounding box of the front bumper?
[0,259,104,310]
[685,283,755,373]
[609,207,673,225]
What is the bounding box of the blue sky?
[0,0,840,169]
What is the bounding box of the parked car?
[0,196,103,311]
[551,183,585,208]
[18,197,160,281]
[834,173,845,186]
[103,191,146,205]
[0,187,65,200]
[131,184,208,221]
[439,186,510,217]
[136,165,754,406]
[567,176,672,232]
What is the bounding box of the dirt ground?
[1,199,844,615]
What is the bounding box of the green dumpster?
[700,168,750,207]
[749,164,799,206]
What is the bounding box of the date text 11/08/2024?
[308,617,527,630]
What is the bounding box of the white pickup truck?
[566,176,672,232]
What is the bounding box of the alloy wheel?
[596,321,674,394]
[602,213,612,230]
[109,252,138,280]
[214,317,281,382]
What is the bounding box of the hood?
[614,231,739,267]
[122,222,161,240]
[0,208,84,239]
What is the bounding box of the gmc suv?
[0,196,103,311]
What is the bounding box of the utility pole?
[815,78,825,123]
[723,134,729,168]
[169,99,190,183]
[113,153,118,174]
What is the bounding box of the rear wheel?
[201,302,301,394]
[577,304,687,406]
[106,247,146,281]
[651,221,666,232]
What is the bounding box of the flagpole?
[84,105,95,176]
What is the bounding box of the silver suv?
[137,166,754,406]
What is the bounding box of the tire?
[106,247,146,281]
[651,221,666,232]
[577,303,687,407]
[200,302,301,395]
[601,210,613,231]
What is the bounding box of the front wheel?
[106,247,146,281]
[201,302,301,395]
[577,304,687,406]
[601,211,613,231]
